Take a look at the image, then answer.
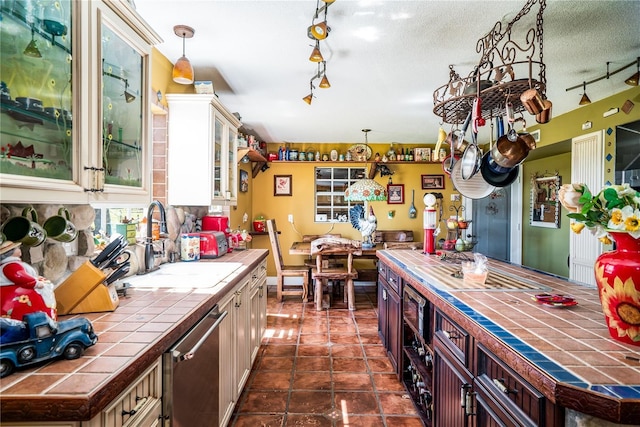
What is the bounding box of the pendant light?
[172,25,195,85]
[319,62,331,88]
[309,41,324,62]
[578,82,591,105]
[625,57,639,86]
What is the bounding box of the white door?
[569,131,604,286]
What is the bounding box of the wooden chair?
[311,237,362,311]
[266,219,309,302]
[302,234,342,298]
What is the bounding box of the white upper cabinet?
[0,0,160,204]
[166,94,240,207]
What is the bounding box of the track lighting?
[309,41,323,62]
[626,58,639,86]
[578,82,591,105]
[172,25,195,85]
[566,57,640,102]
[579,82,591,105]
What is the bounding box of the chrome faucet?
[142,200,168,274]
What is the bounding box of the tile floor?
[229,287,424,427]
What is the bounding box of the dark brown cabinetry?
[433,309,474,426]
[378,258,561,427]
[377,262,401,375]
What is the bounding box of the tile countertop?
[0,249,269,423]
[377,250,640,424]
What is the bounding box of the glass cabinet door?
[101,22,143,187]
[226,127,237,201]
[213,115,223,198]
[0,0,74,181]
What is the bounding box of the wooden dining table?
[289,241,381,257]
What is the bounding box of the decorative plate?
[348,144,372,161]
[330,149,338,161]
[532,294,578,308]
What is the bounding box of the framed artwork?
[387,184,404,204]
[530,174,561,228]
[274,174,292,196]
[422,174,445,190]
[239,170,249,192]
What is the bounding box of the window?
[315,167,365,222]
[93,206,145,238]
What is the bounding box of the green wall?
[522,153,572,277]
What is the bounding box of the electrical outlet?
[288,214,294,223]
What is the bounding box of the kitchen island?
[0,249,268,426]
[377,249,640,426]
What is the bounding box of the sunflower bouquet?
[558,183,640,243]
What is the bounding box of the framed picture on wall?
[530,174,561,228]
[239,170,249,192]
[274,175,292,196]
[387,184,404,204]
[422,174,445,190]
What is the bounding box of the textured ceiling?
[134,0,640,145]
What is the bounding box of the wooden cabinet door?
[386,283,401,375]
[218,292,235,427]
[235,279,251,396]
[377,278,388,347]
[433,344,473,427]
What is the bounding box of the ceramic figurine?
[0,241,57,321]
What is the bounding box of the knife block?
[68,283,120,314]
[54,261,118,315]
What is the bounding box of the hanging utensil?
[408,190,417,219]
[460,131,483,180]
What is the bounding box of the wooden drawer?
[251,260,267,289]
[387,269,402,294]
[435,309,471,369]
[378,262,389,282]
[475,344,546,426]
[100,358,162,427]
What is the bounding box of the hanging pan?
[450,158,495,200]
[460,132,482,180]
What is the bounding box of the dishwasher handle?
[170,306,228,363]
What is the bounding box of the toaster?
[199,231,228,259]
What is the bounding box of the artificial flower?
[558,183,640,240]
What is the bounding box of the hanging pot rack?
[433,0,548,125]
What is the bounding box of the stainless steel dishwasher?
[163,304,227,426]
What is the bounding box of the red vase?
[594,232,640,346]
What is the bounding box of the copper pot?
[535,99,553,124]
[520,88,545,115]
[490,128,536,169]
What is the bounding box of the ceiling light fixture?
[626,57,639,86]
[579,81,591,105]
[344,130,388,231]
[172,25,195,85]
[303,61,331,104]
[565,57,640,97]
[319,62,331,88]
[309,41,324,62]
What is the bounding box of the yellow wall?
[248,157,460,276]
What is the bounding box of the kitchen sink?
[408,264,551,292]
[126,261,245,288]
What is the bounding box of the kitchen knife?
[91,238,122,267]
[100,237,129,269]
[105,262,130,285]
